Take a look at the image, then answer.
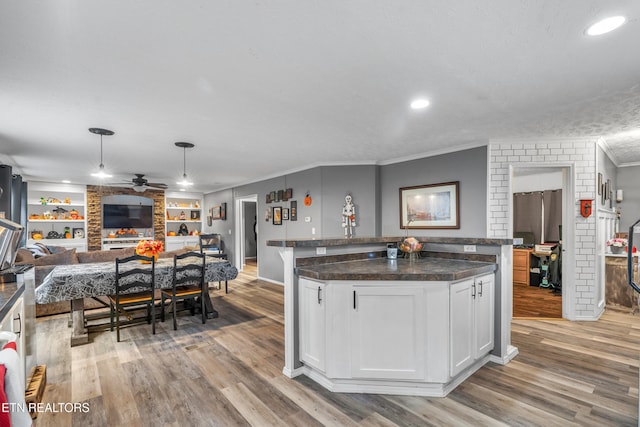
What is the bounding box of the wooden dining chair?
[160,251,206,330]
[109,254,157,342]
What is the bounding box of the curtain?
[543,189,562,242]
[513,192,543,244]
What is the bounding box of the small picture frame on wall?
[285,188,293,200]
[265,209,271,222]
[271,191,277,202]
[266,193,271,204]
[290,200,297,221]
[190,210,200,220]
[597,173,603,195]
[273,206,282,225]
[207,216,212,226]
[221,202,227,220]
[277,190,284,202]
[282,208,289,220]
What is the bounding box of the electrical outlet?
[305,216,311,222]
[464,245,476,253]
[316,247,326,255]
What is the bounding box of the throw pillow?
[32,248,79,266]
[76,247,134,264]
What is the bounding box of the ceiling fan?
[117,174,169,192]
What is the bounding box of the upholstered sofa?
[15,244,191,317]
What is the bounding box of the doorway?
[510,165,574,319]
[234,195,258,273]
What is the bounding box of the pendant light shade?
[175,142,194,186]
[89,128,114,178]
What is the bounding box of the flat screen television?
[103,204,153,229]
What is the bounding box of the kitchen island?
[267,236,517,396]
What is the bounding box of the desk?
[36,257,238,346]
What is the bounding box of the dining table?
[35,255,238,346]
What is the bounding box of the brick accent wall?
[86,186,165,251]
[488,140,598,319]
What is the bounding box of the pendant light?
[89,128,114,178]
[175,142,194,186]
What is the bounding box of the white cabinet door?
[450,278,474,377]
[350,285,425,380]
[299,278,326,371]
[0,297,25,382]
[474,274,494,357]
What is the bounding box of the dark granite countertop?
[268,236,512,248]
[0,280,24,321]
[296,257,496,281]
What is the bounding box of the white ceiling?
[1,1,639,193]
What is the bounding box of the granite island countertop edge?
[295,258,497,282]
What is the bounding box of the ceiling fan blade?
[146,182,168,189]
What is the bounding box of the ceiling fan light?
[133,185,146,193]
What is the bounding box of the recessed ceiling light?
[411,99,430,110]
[61,180,71,184]
[586,16,626,36]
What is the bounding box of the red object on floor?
[0,364,10,427]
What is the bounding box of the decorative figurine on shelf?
[177,223,189,236]
[179,210,186,220]
[40,197,47,205]
[341,194,356,238]
[194,200,200,208]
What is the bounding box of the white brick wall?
[488,140,598,319]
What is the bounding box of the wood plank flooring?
[34,263,640,426]
[513,283,563,318]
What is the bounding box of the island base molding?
[298,355,490,397]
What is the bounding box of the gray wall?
[598,145,618,211]
[205,147,488,283]
[380,146,488,237]
[617,165,640,231]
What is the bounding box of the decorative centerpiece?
[399,236,423,260]
[136,240,164,263]
[606,237,628,254]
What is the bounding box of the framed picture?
[221,202,226,220]
[285,188,293,201]
[282,208,289,220]
[290,200,297,221]
[399,181,460,229]
[277,190,284,202]
[270,191,277,202]
[597,173,603,195]
[207,215,212,226]
[211,205,222,220]
[190,210,200,220]
[266,193,271,204]
[73,228,85,239]
[273,206,282,225]
[265,208,271,222]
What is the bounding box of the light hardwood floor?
[34,264,640,426]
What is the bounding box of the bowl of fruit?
[399,237,422,254]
